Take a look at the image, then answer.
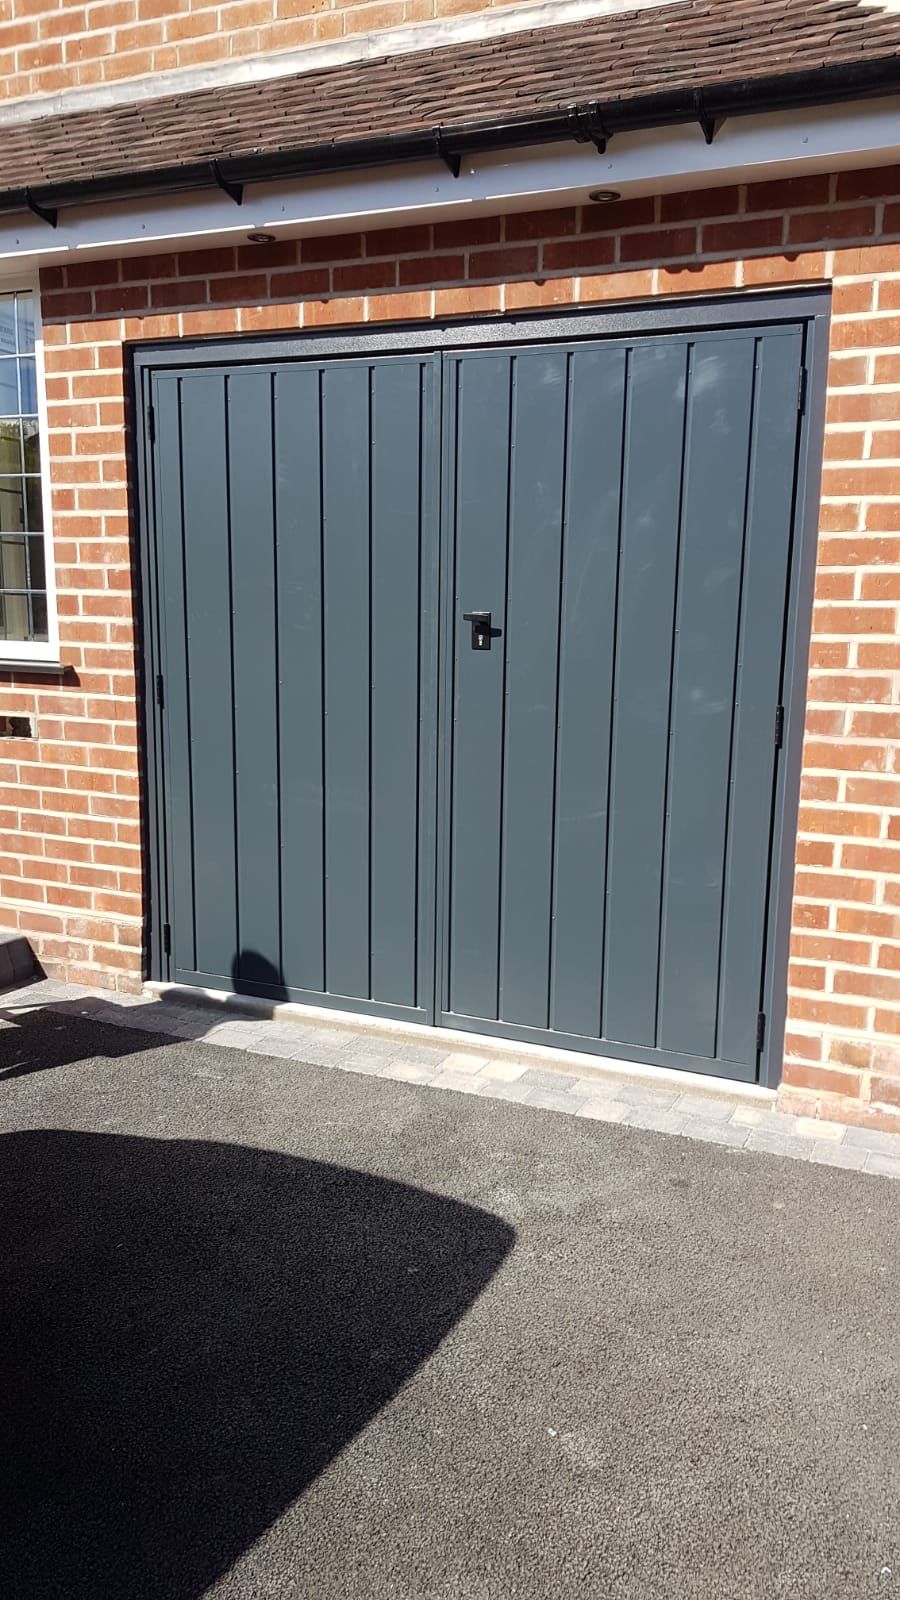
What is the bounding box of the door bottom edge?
[144,980,775,1105]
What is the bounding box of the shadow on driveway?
[0,1126,514,1600]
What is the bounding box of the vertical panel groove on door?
[655,336,757,1059]
[155,377,196,975]
[602,340,689,1049]
[495,357,516,1023]
[274,364,325,995]
[182,372,238,982]
[447,353,512,1020]
[710,337,762,1053]
[652,342,694,1051]
[369,360,426,1006]
[498,348,569,1029]
[322,363,372,1001]
[716,329,805,1066]
[227,370,282,991]
[546,351,574,1034]
[547,340,624,1036]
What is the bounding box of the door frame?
[131,287,830,1088]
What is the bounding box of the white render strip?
[2,98,899,273]
[0,0,686,127]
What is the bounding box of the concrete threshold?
[144,980,775,1109]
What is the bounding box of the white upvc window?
[0,279,59,665]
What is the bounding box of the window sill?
[0,658,65,675]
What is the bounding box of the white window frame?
[0,271,60,666]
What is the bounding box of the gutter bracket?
[433,129,461,179]
[693,90,720,145]
[209,160,243,205]
[23,188,58,229]
[567,101,610,155]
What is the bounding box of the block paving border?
[3,978,900,1180]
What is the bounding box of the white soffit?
[1,98,898,271]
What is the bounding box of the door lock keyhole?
[462,610,494,651]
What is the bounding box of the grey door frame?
[131,287,830,1088]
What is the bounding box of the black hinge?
[162,923,171,956]
[756,1012,766,1053]
[147,404,156,445]
[774,704,785,749]
[797,367,808,416]
[155,672,164,711]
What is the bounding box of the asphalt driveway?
[1,1004,898,1600]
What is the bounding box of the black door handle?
[463,610,493,651]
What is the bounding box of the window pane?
[30,592,48,641]
[16,295,35,355]
[0,591,30,641]
[27,534,46,590]
[0,421,22,475]
[0,536,27,590]
[21,419,40,474]
[0,300,15,358]
[25,477,43,532]
[18,358,37,416]
[0,360,18,418]
[0,478,25,532]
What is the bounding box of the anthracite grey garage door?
[146,317,807,1083]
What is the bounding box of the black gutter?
[3,54,900,223]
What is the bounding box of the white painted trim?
[2,98,898,272]
[0,0,684,126]
[0,271,59,667]
[144,979,776,1102]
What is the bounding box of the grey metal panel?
[321,362,371,999]
[446,353,511,1019]
[226,369,281,990]
[178,371,238,981]
[152,374,196,976]
[498,348,568,1028]
[718,328,805,1066]
[273,363,325,994]
[656,335,757,1058]
[369,359,424,1006]
[602,339,688,1048]
[550,343,627,1038]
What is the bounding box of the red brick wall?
[6,165,900,1128]
[0,0,522,102]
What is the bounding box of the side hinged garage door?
[142,307,816,1085]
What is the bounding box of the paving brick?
[391,1043,451,1069]
[863,1152,900,1179]
[673,1093,740,1124]
[576,1097,630,1124]
[623,1107,689,1136]
[428,1068,486,1096]
[440,1051,491,1075]
[682,1118,750,1150]
[377,1060,435,1084]
[475,1080,532,1106]
[795,1115,845,1142]
[524,1088,589,1115]
[744,1131,813,1161]
[844,1125,900,1158]
[519,1067,583,1096]
[809,1141,869,1171]
[478,1057,529,1083]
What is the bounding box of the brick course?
[7,164,900,1129]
